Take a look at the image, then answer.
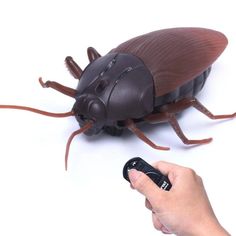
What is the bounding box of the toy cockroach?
[0,27,235,170]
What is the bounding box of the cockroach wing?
[111,28,228,96]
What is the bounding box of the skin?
[128,161,230,236]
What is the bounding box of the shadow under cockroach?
[0,27,235,170]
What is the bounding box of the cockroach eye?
[88,100,106,121]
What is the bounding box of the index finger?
[152,161,181,174]
[151,161,186,184]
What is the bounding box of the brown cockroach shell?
[111,27,228,96]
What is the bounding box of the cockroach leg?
[145,112,212,145]
[39,77,77,98]
[65,56,83,79]
[87,47,101,63]
[159,97,236,119]
[65,122,93,171]
[190,98,236,119]
[166,113,212,145]
[125,119,170,151]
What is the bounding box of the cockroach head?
[72,52,155,135]
[73,94,106,135]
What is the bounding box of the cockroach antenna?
[1,28,235,170]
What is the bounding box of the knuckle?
[156,160,166,165]
[184,167,196,177]
[197,175,203,184]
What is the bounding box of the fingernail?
[128,169,141,183]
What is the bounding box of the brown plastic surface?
[112,27,228,96]
[0,28,234,170]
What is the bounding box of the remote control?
[123,157,172,191]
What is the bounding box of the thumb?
[128,169,167,204]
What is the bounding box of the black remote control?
[123,157,172,191]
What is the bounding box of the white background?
[0,0,235,235]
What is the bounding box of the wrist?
[189,218,230,236]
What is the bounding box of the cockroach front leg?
[87,47,101,63]
[39,78,77,98]
[65,56,83,79]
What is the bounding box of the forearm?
[183,218,230,236]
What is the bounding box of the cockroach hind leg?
[39,77,77,98]
[208,112,236,119]
[167,113,213,146]
[145,112,213,147]
[189,98,236,120]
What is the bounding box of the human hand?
[128,161,230,236]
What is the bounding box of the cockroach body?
[0,27,235,169]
